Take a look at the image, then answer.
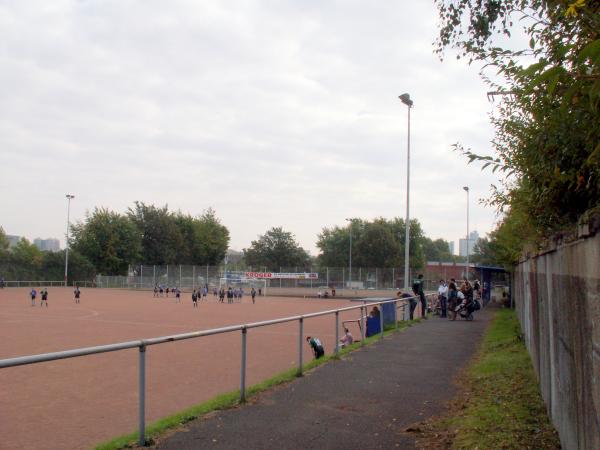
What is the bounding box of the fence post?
[297,318,304,376]
[335,311,339,355]
[138,344,146,446]
[326,267,329,287]
[153,265,156,287]
[179,265,182,288]
[192,266,195,291]
[360,306,365,345]
[395,300,398,329]
[375,268,378,290]
[140,265,143,289]
[206,265,209,287]
[240,327,247,402]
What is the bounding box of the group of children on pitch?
[153,284,181,298]
[191,287,209,307]
[29,286,81,306]
[153,284,263,306]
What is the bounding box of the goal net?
[218,277,267,295]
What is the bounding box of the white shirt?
[438,284,448,296]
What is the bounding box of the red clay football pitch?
[0,287,366,450]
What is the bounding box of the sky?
[0,0,504,255]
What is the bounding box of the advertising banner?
[244,272,318,280]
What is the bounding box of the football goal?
[218,277,267,295]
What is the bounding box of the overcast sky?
[0,1,503,255]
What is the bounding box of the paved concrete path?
[152,308,493,450]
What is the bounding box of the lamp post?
[463,186,469,281]
[399,93,413,291]
[345,218,353,290]
[64,194,75,287]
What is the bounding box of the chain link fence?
[94,264,451,294]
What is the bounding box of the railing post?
[360,306,365,345]
[380,303,384,339]
[240,327,247,402]
[395,300,398,330]
[297,318,304,376]
[138,345,146,446]
[335,311,339,355]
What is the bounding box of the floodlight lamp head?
[399,93,413,107]
[66,194,75,199]
[463,186,469,192]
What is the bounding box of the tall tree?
[317,217,426,269]
[40,250,96,282]
[10,238,43,280]
[421,237,453,262]
[435,0,600,253]
[0,227,9,256]
[127,202,183,265]
[172,208,230,265]
[71,207,141,275]
[195,208,230,265]
[243,227,310,270]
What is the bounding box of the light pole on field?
[345,218,353,290]
[399,93,413,290]
[463,186,470,281]
[64,194,75,287]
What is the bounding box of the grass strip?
[95,319,417,449]
[439,309,560,449]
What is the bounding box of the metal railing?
[0,294,434,446]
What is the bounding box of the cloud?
[0,1,502,254]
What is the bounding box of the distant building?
[459,231,479,257]
[6,235,21,248]
[448,241,455,255]
[34,238,61,252]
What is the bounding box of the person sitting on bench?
[366,307,381,337]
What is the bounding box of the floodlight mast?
[64,194,75,287]
[463,186,470,281]
[399,93,413,291]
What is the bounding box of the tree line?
[1,210,470,281]
[0,202,230,281]
[241,218,463,272]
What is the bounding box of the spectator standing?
[437,280,448,318]
[412,274,427,318]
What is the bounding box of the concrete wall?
[514,223,600,450]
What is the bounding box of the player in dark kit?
[40,288,49,307]
[191,290,198,307]
[74,286,81,304]
[251,287,256,304]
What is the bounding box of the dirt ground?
[0,287,368,450]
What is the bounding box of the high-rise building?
[34,238,61,252]
[448,241,455,255]
[459,230,479,257]
[6,235,21,248]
